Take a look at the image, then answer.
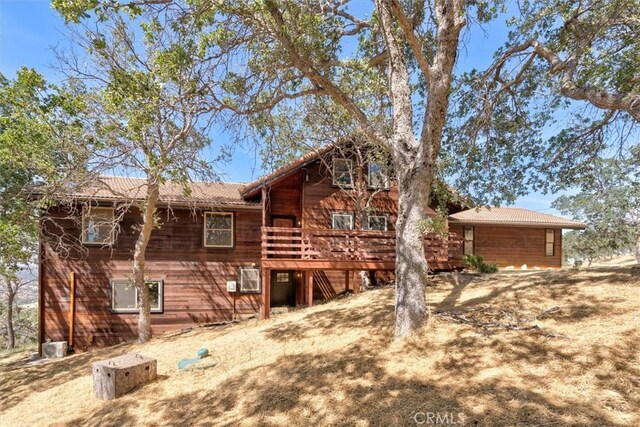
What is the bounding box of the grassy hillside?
[1,266,639,426]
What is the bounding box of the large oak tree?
[55,4,226,342]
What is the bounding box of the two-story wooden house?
[38,148,585,349]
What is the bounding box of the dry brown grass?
[1,265,639,426]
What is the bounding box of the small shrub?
[478,261,499,273]
[463,254,484,269]
[464,254,498,274]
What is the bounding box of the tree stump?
[92,353,157,400]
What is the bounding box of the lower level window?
[111,279,163,313]
[239,267,261,293]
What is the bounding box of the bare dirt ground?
[1,265,638,426]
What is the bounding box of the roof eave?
[44,196,262,210]
[448,218,586,229]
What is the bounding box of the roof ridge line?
[98,175,248,186]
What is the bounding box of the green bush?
[478,261,499,273]
[463,254,498,274]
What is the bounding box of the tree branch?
[485,39,640,121]
[263,0,387,149]
[389,0,431,84]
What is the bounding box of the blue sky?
[0,0,570,215]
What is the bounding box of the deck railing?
[261,226,463,267]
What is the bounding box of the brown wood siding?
[301,161,403,230]
[41,206,262,349]
[300,161,397,294]
[449,224,562,268]
[266,173,301,225]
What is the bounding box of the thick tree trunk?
[635,232,640,264]
[5,291,15,350]
[133,179,160,343]
[394,167,432,338]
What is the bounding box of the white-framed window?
[204,212,234,248]
[463,226,474,255]
[239,267,261,293]
[332,158,353,187]
[545,229,555,256]
[368,215,388,231]
[82,206,115,245]
[367,162,389,189]
[332,212,354,230]
[111,279,163,313]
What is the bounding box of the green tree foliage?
[562,230,611,266]
[1,69,90,348]
[448,0,639,203]
[54,3,227,342]
[552,156,640,263]
[1,68,88,270]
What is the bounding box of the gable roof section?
[54,176,260,208]
[448,207,586,229]
[240,145,333,197]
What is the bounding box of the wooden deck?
[259,226,463,319]
[261,226,463,270]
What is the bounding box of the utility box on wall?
[226,280,237,292]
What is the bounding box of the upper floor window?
[204,212,234,248]
[111,279,163,313]
[333,158,353,187]
[463,226,474,255]
[368,215,388,231]
[332,212,354,230]
[545,229,555,256]
[82,206,115,245]
[368,162,389,189]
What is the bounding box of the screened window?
[111,279,163,313]
[204,212,234,248]
[332,158,353,187]
[545,229,555,256]
[332,213,354,230]
[463,226,474,255]
[368,162,389,189]
[239,267,261,293]
[82,207,115,245]
[368,215,388,231]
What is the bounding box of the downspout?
[67,271,76,352]
[37,216,44,357]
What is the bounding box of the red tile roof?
[59,176,260,207]
[448,207,586,229]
